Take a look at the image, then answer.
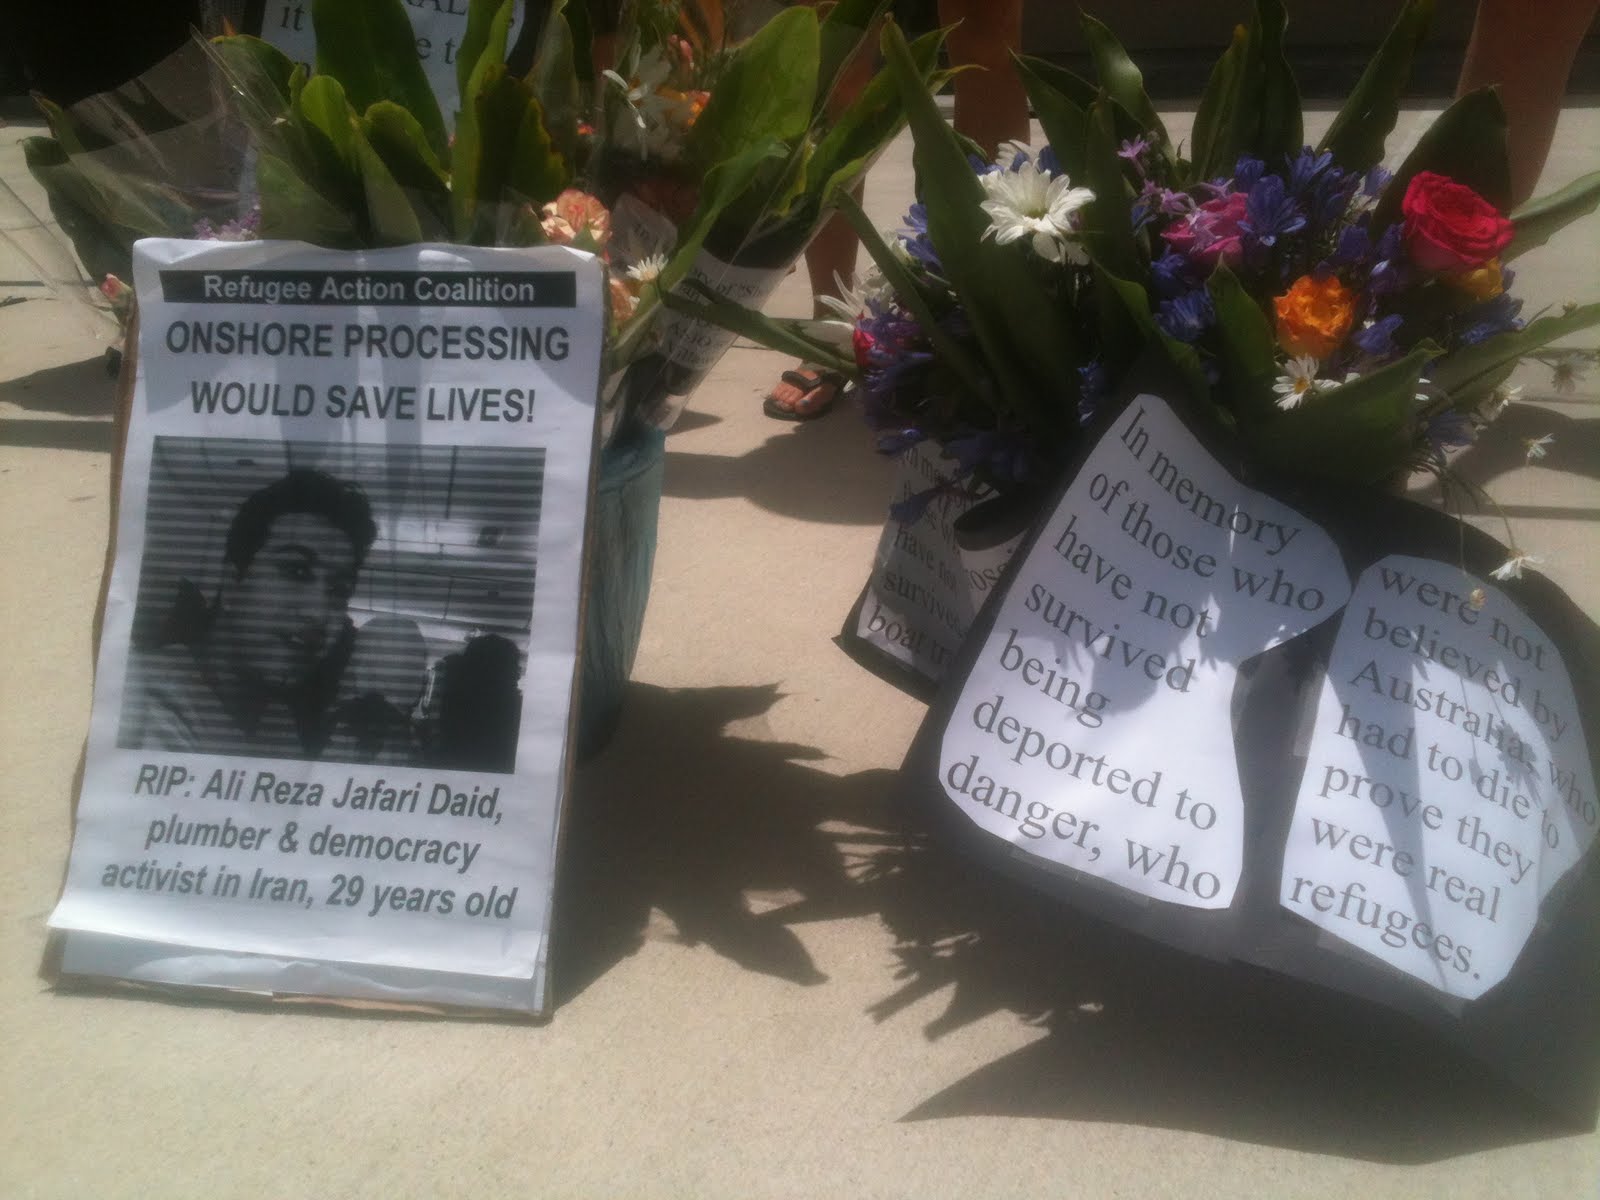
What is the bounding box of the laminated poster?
[49,239,604,1015]
[903,392,1600,1119]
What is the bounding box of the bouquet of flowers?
[680,0,1600,554]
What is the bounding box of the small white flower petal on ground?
[1524,433,1554,462]
[1490,553,1543,581]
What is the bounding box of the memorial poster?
[902,389,1600,1116]
[49,238,604,1014]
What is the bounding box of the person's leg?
[939,0,1029,157]
[1459,0,1598,207]
[767,5,877,419]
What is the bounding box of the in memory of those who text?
[940,396,1351,908]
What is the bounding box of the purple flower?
[1243,174,1306,248]
[1426,409,1476,460]
[898,203,942,272]
[1330,224,1374,268]
[1150,250,1196,299]
[1353,313,1404,357]
[1286,148,1334,194]
[1362,165,1392,199]
[1156,289,1215,343]
[1161,191,1250,270]
[1459,292,1524,346]
[1077,359,1108,426]
[1233,155,1267,193]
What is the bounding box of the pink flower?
[1161,191,1250,271]
[99,274,131,304]
[540,189,611,249]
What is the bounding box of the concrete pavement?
[3,93,1599,1197]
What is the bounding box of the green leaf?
[1429,302,1600,395]
[662,282,855,377]
[1079,94,1142,281]
[817,0,889,115]
[1252,0,1303,168]
[1014,55,1090,180]
[1373,88,1512,230]
[457,0,513,111]
[684,6,818,170]
[1506,170,1600,261]
[362,103,452,239]
[1206,263,1280,422]
[1080,13,1171,162]
[208,34,297,125]
[1317,0,1433,174]
[311,0,447,158]
[256,152,360,247]
[353,133,423,246]
[883,19,1078,435]
[1246,345,1431,484]
[529,0,581,166]
[460,68,568,244]
[1191,24,1248,182]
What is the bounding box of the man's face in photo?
[222,511,359,692]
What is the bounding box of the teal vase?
[576,424,667,757]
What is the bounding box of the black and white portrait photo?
[117,436,544,773]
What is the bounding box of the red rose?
[1400,171,1514,274]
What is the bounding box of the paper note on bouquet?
[48,239,605,1014]
[940,396,1352,908]
[1282,556,1597,999]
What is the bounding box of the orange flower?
[1444,258,1504,301]
[608,276,638,323]
[541,189,611,249]
[1273,275,1356,359]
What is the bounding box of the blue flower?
[1354,313,1404,357]
[1287,148,1334,194]
[898,203,942,272]
[1077,359,1109,426]
[1233,155,1267,193]
[1150,250,1195,299]
[1156,289,1215,343]
[1426,409,1476,460]
[1361,165,1392,199]
[1459,292,1524,346]
[1243,174,1306,248]
[1037,145,1064,176]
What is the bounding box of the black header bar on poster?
[159,270,579,308]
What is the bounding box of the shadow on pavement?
[558,679,1577,1162]
[0,354,116,419]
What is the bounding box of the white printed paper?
[940,397,1351,907]
[1281,555,1598,999]
[48,239,604,1013]
[856,442,1021,684]
[258,0,524,126]
[655,249,788,375]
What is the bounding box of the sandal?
[764,365,845,421]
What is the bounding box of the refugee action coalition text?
[940,397,1351,909]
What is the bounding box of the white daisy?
[978,160,1094,264]
[1490,552,1543,581]
[816,268,891,322]
[1524,433,1554,462]
[625,253,668,285]
[1272,356,1331,410]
